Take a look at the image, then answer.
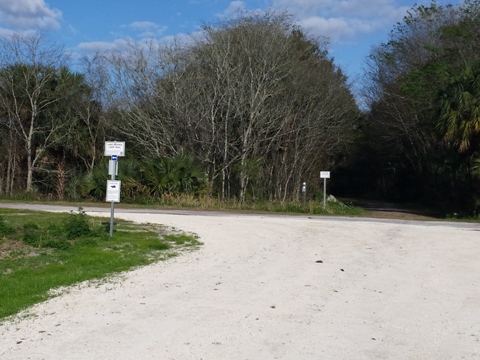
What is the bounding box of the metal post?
[302,182,306,209]
[323,178,327,210]
[109,159,116,237]
[320,171,330,210]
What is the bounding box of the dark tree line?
[332,0,480,214]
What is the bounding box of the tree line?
[334,0,480,214]
[0,11,358,203]
[1,4,480,214]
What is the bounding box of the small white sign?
[106,180,121,202]
[320,171,330,179]
[104,141,125,157]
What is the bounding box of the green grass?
[0,208,201,321]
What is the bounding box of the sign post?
[301,182,306,209]
[105,142,125,237]
[320,171,330,209]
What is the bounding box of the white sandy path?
[1,211,480,360]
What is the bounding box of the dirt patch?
[364,210,440,221]
[0,240,31,260]
[344,198,442,221]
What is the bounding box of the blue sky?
[0,0,462,81]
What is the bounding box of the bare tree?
[102,40,182,157]
[181,13,358,201]
[101,11,359,202]
[0,33,71,192]
[76,54,110,173]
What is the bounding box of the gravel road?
[1,205,479,359]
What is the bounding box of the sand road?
[1,209,480,359]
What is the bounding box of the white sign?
[104,141,125,157]
[106,180,121,203]
[320,171,330,179]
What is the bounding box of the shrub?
[64,208,92,239]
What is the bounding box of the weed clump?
[22,222,41,246]
[0,215,15,236]
[11,208,104,250]
[64,208,92,239]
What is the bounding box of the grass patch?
[163,233,203,247]
[0,208,200,321]
[116,194,365,216]
[0,193,366,217]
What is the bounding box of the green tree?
[357,0,480,211]
[438,65,480,153]
[39,68,99,199]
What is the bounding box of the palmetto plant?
[81,161,109,200]
[140,155,205,197]
[438,66,480,153]
[82,159,145,200]
[83,155,205,201]
[118,158,147,200]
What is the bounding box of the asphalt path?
[0,202,477,229]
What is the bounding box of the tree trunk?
[26,150,33,192]
[56,152,67,200]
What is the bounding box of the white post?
[302,182,306,209]
[320,171,330,210]
[323,178,327,210]
[109,156,117,237]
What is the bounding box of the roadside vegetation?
[0,193,366,217]
[0,208,202,320]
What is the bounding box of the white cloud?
[128,21,158,31]
[217,1,246,19]
[330,0,409,23]
[272,0,410,44]
[299,17,349,43]
[273,0,333,17]
[78,33,189,54]
[121,21,168,39]
[77,20,172,54]
[0,0,62,30]
[76,17,186,57]
[78,38,131,53]
[0,26,16,37]
[126,21,167,33]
